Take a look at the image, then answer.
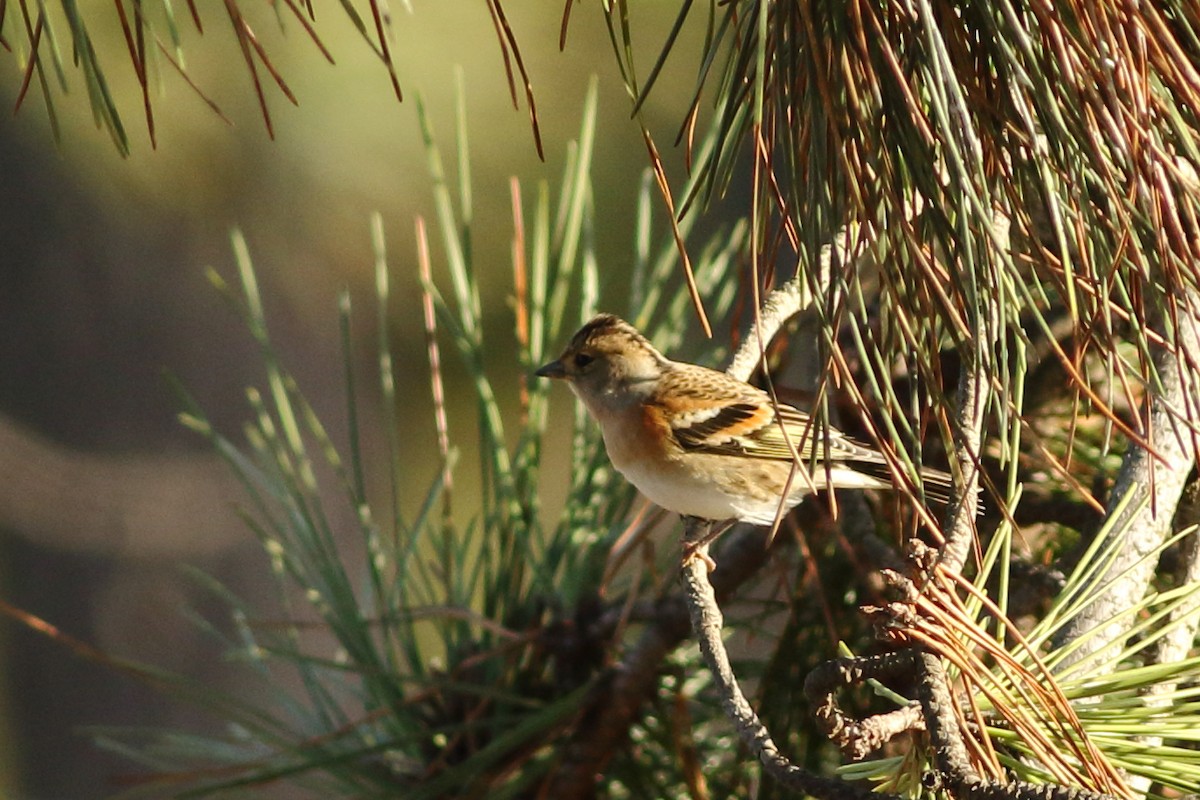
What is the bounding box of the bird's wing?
[656,366,886,465]
[656,366,823,461]
[670,400,783,455]
[655,365,963,504]
[683,401,886,464]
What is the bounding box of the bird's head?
[535,314,668,408]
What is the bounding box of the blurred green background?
[0,3,705,795]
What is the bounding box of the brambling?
[536,314,955,549]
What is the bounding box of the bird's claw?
[682,542,717,572]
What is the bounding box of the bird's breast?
[594,402,676,471]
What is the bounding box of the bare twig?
[916,650,981,784]
[677,200,985,789]
[680,542,892,800]
[805,649,1124,800]
[804,653,926,760]
[959,784,1119,800]
[936,209,1007,574]
[890,207,1006,792]
[669,280,831,788]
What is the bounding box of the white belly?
[617,459,736,519]
[614,456,805,525]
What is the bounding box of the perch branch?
[680,543,895,800]
[548,523,771,798]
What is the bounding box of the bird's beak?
[535,359,567,379]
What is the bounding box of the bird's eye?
[573,353,594,369]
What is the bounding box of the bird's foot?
[680,516,735,572]
[681,541,718,572]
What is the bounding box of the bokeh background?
[0,3,706,795]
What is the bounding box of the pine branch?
[1052,291,1200,676]
[1126,395,1200,799]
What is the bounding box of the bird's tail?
[841,458,964,508]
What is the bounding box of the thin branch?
[960,785,1119,800]
[726,280,812,382]
[680,533,893,800]
[916,650,981,784]
[804,653,926,760]
[547,523,770,799]
[936,208,1008,574]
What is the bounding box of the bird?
[535,314,956,559]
